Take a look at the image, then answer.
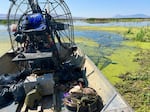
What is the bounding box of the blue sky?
[0,0,150,18]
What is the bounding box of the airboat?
[0,0,133,112]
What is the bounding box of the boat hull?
[0,50,133,112]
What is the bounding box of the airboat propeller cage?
[8,0,74,51]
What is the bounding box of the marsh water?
[1,20,150,41]
[74,30,123,62]
[74,20,150,27]
[0,25,9,39]
[0,22,123,60]
[0,20,149,65]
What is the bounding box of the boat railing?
[102,107,133,112]
[101,93,117,112]
[84,56,134,112]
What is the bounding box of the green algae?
[122,41,150,49]
[101,46,140,84]
[75,37,101,64]
[70,27,150,111]
[75,37,99,47]
[75,26,150,42]
[75,36,141,85]
[75,31,150,86]
[75,26,129,34]
[114,49,150,111]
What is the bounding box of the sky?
[0,0,150,18]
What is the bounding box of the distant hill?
[1,13,150,20]
[114,14,150,18]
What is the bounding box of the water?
[0,24,9,41]
[74,20,150,27]
[74,29,124,66]
[0,23,123,45]
[0,20,149,57]
[0,25,7,30]
[75,30,123,48]
[1,20,150,41]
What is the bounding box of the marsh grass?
[115,49,150,111]
[135,29,145,41]
[75,26,129,34]
[85,18,150,23]
[0,20,7,24]
[75,26,150,42]
[75,37,99,47]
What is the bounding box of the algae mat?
[101,46,140,84]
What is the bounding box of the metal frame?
[7,0,74,52]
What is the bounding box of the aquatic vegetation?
[75,26,150,42]
[101,47,140,84]
[75,25,150,111]
[75,26,129,34]
[75,37,101,64]
[84,18,150,23]
[123,27,150,42]
[0,24,149,111]
[135,29,145,41]
[126,27,133,34]
[94,26,150,111]
[0,20,7,24]
[75,37,99,47]
[115,50,150,111]
[122,41,150,49]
